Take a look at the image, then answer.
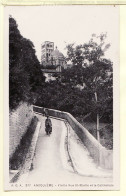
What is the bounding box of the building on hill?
[41,41,74,82]
[41,41,54,66]
[41,69,61,82]
[50,46,67,71]
[41,41,66,71]
[41,41,68,81]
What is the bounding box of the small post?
[95,92,100,166]
[97,113,100,143]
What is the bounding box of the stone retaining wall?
[9,102,33,158]
[33,105,113,170]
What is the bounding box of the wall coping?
[33,105,112,152]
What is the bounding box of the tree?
[66,33,110,66]
[64,34,113,141]
[9,16,45,110]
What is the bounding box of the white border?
[4,5,120,190]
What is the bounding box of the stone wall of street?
[9,102,33,158]
[33,105,113,170]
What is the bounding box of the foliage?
[9,17,45,110]
[77,120,113,150]
[63,34,113,122]
[36,34,113,123]
[36,81,90,116]
[66,33,110,66]
[35,33,113,147]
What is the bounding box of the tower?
[41,41,54,66]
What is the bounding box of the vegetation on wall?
[9,116,38,170]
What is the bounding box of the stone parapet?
[33,105,113,170]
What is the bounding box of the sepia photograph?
[4,5,119,190]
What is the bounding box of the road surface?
[25,114,112,189]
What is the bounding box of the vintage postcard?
[4,5,120,190]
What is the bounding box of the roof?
[41,69,61,73]
[42,41,54,45]
[51,47,64,59]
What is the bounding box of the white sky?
[6,5,119,64]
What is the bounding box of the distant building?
[41,41,66,71]
[41,69,60,82]
[41,41,54,66]
[41,41,70,81]
[50,46,67,71]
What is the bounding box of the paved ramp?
[25,114,112,186]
